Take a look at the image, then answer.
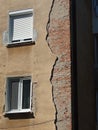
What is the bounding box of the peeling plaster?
[46,0,71,130]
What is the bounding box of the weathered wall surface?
[0,0,71,130]
[0,0,56,130]
[47,0,71,130]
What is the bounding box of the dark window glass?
[95,36,98,64]
[96,0,98,6]
[10,81,19,109]
[22,80,30,109]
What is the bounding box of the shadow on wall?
[4,113,34,120]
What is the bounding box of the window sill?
[6,41,35,48]
[4,109,32,115]
[4,109,34,119]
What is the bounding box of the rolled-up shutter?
[11,13,33,43]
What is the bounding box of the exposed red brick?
[47,0,71,129]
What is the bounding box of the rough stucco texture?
[0,0,56,130]
[47,0,71,130]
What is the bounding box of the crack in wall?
[50,57,58,130]
[46,0,58,129]
[46,0,55,54]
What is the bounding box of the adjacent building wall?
[76,0,96,130]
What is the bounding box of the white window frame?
[8,9,34,45]
[5,76,32,114]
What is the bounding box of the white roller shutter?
[12,13,33,42]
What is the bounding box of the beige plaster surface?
[0,0,56,130]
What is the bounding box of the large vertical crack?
[46,0,55,54]
[46,0,58,129]
[50,57,58,130]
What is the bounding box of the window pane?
[22,80,30,109]
[96,90,98,123]
[96,0,98,6]
[10,81,19,109]
[95,36,98,64]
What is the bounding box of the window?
[5,76,32,114]
[94,0,98,16]
[96,89,98,124]
[92,0,98,33]
[94,36,98,124]
[94,35,98,67]
[8,9,33,45]
[3,9,37,46]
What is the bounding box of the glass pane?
[22,80,30,109]
[96,0,98,6]
[10,81,19,110]
[96,90,98,123]
[95,37,98,64]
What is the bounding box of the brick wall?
[47,0,71,130]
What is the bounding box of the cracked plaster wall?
[47,0,71,130]
[0,0,56,130]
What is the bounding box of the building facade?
[0,0,97,130]
[0,0,71,130]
